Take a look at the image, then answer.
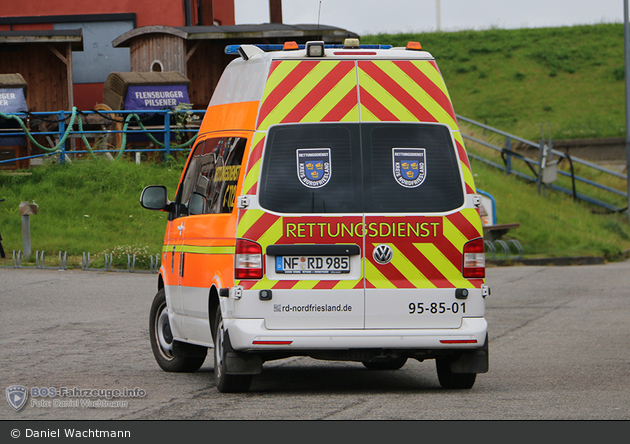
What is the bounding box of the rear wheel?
[213,310,252,393]
[436,356,476,389]
[362,356,408,370]
[149,288,205,372]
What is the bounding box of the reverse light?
[463,238,485,278]
[235,238,263,280]
[306,40,325,57]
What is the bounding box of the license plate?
[275,256,350,274]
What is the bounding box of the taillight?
[235,239,263,280]
[463,238,485,278]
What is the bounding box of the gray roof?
[0,29,83,51]
[112,23,359,48]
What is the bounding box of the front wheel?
[149,288,205,372]
[436,357,476,389]
[213,310,252,393]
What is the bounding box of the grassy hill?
[363,24,626,141]
[1,156,629,269]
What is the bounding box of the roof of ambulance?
[208,44,437,107]
[243,47,435,61]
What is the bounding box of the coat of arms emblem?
[297,148,331,188]
[392,148,426,188]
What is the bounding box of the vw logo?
[373,244,393,265]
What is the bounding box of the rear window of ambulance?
[259,124,363,214]
[258,123,463,214]
[362,123,464,213]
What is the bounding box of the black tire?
[149,288,205,372]
[213,310,252,393]
[362,356,408,370]
[436,356,476,389]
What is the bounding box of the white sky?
[234,0,625,35]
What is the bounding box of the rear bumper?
[224,317,488,351]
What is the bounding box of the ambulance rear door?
[356,59,484,329]
[246,122,366,330]
[361,122,474,329]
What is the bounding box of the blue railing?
[457,115,628,213]
[0,108,206,166]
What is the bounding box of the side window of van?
[204,137,246,214]
[176,144,204,218]
[177,137,247,216]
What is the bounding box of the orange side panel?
[180,253,234,289]
[199,101,260,134]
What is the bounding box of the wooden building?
[112,23,359,109]
[0,30,84,111]
[0,0,235,110]
[0,73,29,169]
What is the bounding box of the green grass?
[470,159,630,260]
[1,155,629,269]
[362,24,627,141]
[459,120,629,211]
[0,157,184,269]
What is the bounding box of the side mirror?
[140,185,169,210]
[189,192,207,215]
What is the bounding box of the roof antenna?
[317,1,322,41]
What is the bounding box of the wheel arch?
[209,284,220,341]
[157,273,165,291]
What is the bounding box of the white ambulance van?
[141,39,490,392]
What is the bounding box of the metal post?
[19,201,37,260]
[537,140,545,195]
[505,136,512,175]
[58,110,66,165]
[21,214,31,260]
[436,0,441,31]
[625,0,630,219]
[164,111,171,163]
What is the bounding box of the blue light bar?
[225,44,392,55]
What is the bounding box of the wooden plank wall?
[129,34,186,75]
[186,41,236,109]
[0,44,69,112]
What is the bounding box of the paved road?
[1,262,629,420]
